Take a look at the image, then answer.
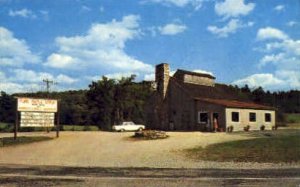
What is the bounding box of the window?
[231,112,239,122]
[249,112,256,122]
[198,112,208,123]
[265,113,271,122]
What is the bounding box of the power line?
[43,78,57,93]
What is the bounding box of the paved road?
[0,165,299,186]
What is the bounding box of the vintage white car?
[112,121,145,132]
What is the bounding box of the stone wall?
[155,63,170,99]
[183,74,215,87]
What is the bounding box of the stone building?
[145,63,276,132]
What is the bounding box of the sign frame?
[14,97,60,139]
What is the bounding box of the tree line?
[0,76,154,130]
[0,78,299,129]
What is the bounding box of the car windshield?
[123,122,134,125]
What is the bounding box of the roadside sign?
[14,97,60,139]
[20,112,55,127]
[17,98,57,112]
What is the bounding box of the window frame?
[265,113,271,122]
[231,112,239,122]
[249,112,256,122]
[198,112,208,124]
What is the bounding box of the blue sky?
[0,0,299,93]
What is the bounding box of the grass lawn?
[0,136,53,147]
[186,130,300,163]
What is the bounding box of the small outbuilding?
[146,63,276,132]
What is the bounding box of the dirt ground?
[0,131,299,169]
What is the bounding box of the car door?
[128,122,136,131]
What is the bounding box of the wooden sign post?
[15,97,59,139]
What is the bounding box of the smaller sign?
[20,112,55,127]
[17,98,57,112]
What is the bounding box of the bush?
[0,122,14,132]
[62,125,99,131]
[260,125,265,131]
[244,125,250,131]
[227,126,234,132]
[83,125,99,131]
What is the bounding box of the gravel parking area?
[0,131,299,169]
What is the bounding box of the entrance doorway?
[213,113,219,132]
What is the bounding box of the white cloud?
[44,15,153,75]
[274,5,285,12]
[275,70,300,88]
[0,82,27,93]
[215,0,255,19]
[0,68,78,93]
[56,74,78,84]
[256,27,289,41]
[0,27,40,67]
[0,71,41,93]
[144,0,205,10]
[45,53,78,68]
[0,71,6,80]
[10,69,52,83]
[159,23,187,35]
[232,73,284,89]
[144,73,155,81]
[259,53,285,67]
[287,21,298,27]
[278,39,300,56]
[9,69,77,84]
[170,70,176,76]
[81,5,91,12]
[238,27,300,90]
[207,19,253,37]
[8,8,36,18]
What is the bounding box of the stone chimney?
[155,63,170,99]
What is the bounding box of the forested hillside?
[0,77,299,130]
[0,76,154,130]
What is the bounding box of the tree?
[0,91,15,123]
[86,77,115,130]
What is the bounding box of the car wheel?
[120,129,125,132]
[138,128,143,132]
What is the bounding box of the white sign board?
[20,112,55,127]
[17,98,57,112]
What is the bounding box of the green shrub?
[285,113,300,123]
[1,123,99,132]
[86,126,99,131]
[0,122,14,132]
[62,125,98,131]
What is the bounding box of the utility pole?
[43,78,57,93]
[42,78,57,133]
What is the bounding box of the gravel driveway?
[0,131,299,169]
